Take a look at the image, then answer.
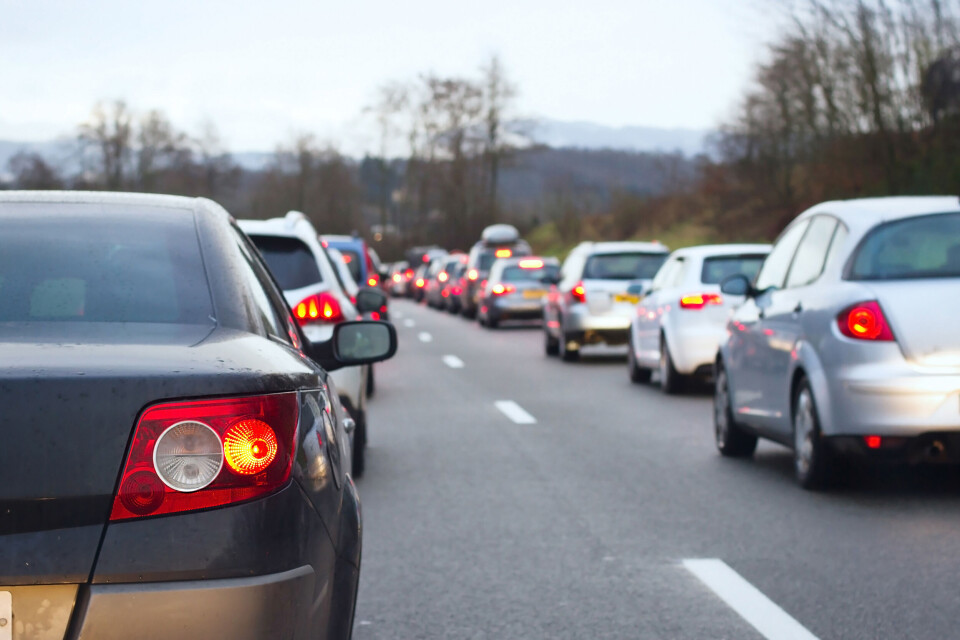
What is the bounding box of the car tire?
[544,328,560,356]
[659,337,684,394]
[487,315,499,329]
[793,378,834,490]
[714,363,758,457]
[351,411,366,478]
[559,331,580,362]
[462,306,476,320]
[627,334,652,383]
[366,366,375,398]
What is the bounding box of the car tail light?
[495,248,512,258]
[422,254,430,262]
[293,292,344,325]
[438,271,449,283]
[342,254,352,264]
[404,269,414,280]
[570,282,586,303]
[416,278,425,288]
[838,301,894,341]
[519,259,544,269]
[371,311,381,320]
[467,269,479,281]
[392,273,402,283]
[680,293,723,310]
[864,435,882,449]
[367,275,379,287]
[110,393,299,521]
[452,286,462,295]
[491,283,516,296]
[442,289,449,298]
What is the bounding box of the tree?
[6,152,63,189]
[78,100,134,189]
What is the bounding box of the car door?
[728,219,810,430]
[636,256,684,366]
[757,215,840,435]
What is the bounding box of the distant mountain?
[530,119,711,157]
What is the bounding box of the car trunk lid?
[868,280,960,368]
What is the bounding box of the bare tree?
[78,100,134,189]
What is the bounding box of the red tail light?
[367,275,379,287]
[680,293,723,310]
[838,301,894,341]
[864,435,882,449]
[495,248,512,258]
[404,269,414,279]
[467,269,479,281]
[442,289,450,298]
[438,271,449,283]
[293,292,344,325]
[452,286,462,295]
[110,393,299,521]
[416,278,425,288]
[570,282,586,303]
[392,273,402,283]
[491,283,516,296]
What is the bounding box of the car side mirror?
[355,288,387,314]
[305,321,397,371]
[627,282,651,297]
[720,274,754,297]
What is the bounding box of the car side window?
[823,223,849,273]
[755,219,811,291]
[667,257,686,288]
[651,258,675,291]
[785,216,838,288]
[230,228,289,343]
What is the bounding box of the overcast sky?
[0,0,780,154]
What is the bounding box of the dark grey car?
[0,191,396,639]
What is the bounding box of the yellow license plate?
[524,290,546,299]
[614,294,640,304]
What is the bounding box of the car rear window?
[478,246,530,271]
[583,253,667,280]
[501,265,560,282]
[0,209,213,324]
[339,249,363,283]
[701,254,768,284]
[849,212,960,280]
[248,235,323,290]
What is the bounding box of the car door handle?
[343,417,356,435]
[758,309,765,320]
[793,303,803,315]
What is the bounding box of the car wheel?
[351,411,366,478]
[366,366,375,398]
[659,337,684,394]
[544,328,560,356]
[793,378,834,490]
[714,363,758,457]
[627,334,652,383]
[487,315,499,329]
[462,306,476,319]
[559,331,580,362]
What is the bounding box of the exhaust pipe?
[927,440,946,460]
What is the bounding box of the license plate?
[523,290,546,299]
[0,591,11,640]
[614,294,640,304]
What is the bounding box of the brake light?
[416,278,425,288]
[404,269,414,279]
[495,248,512,258]
[491,283,516,296]
[368,275,379,287]
[838,301,894,341]
[393,273,402,283]
[371,311,381,320]
[468,269,479,281]
[680,293,723,310]
[110,393,299,521]
[423,254,430,262]
[293,292,344,325]
[452,286,462,295]
[571,282,586,303]
[864,435,882,449]
[438,271,449,283]
[519,259,543,269]
[342,254,352,263]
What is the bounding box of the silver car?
[477,256,560,328]
[544,241,669,361]
[715,196,960,489]
[630,244,770,393]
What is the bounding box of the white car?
[628,244,770,393]
[239,212,377,475]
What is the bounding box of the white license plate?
[0,591,11,640]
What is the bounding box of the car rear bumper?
[668,325,725,375]
[487,297,544,320]
[75,566,315,640]
[824,364,960,437]
[563,305,632,333]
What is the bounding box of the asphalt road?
[354,299,960,640]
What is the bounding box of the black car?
[0,191,396,639]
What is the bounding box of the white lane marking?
[393,311,404,319]
[443,355,465,369]
[418,331,433,343]
[495,400,537,424]
[403,318,415,328]
[683,559,819,640]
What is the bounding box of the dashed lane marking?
[403,319,415,328]
[443,355,465,369]
[683,559,819,640]
[418,332,433,343]
[494,400,537,425]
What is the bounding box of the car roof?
[0,190,226,217]
[670,243,772,259]
[322,234,364,246]
[238,211,319,243]
[576,241,670,255]
[799,196,960,233]
[497,255,560,266]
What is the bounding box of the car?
[442,261,469,313]
[0,190,396,639]
[629,244,770,393]
[459,224,532,318]
[411,263,431,302]
[240,213,388,476]
[715,196,960,489]
[477,257,560,328]
[425,253,466,309]
[327,247,361,301]
[421,253,452,308]
[323,234,381,289]
[387,260,411,297]
[543,241,670,361]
